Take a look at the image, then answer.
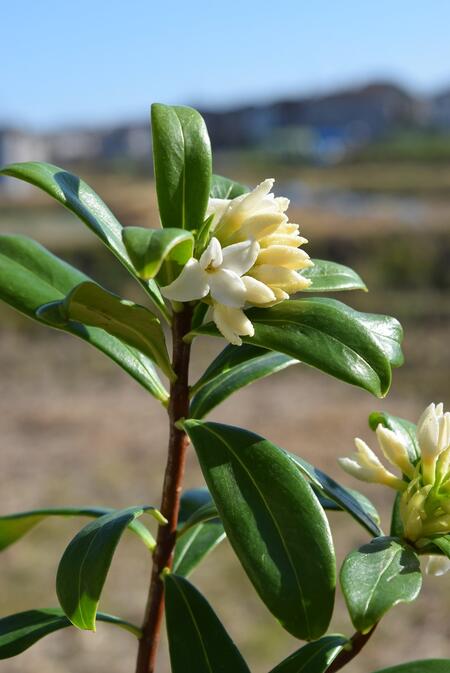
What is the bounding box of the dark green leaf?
[0,608,140,659]
[289,454,381,537]
[190,298,403,398]
[151,104,212,231]
[0,507,155,552]
[372,662,450,673]
[210,174,250,199]
[390,492,404,538]
[302,259,367,292]
[0,235,169,401]
[340,536,422,633]
[369,411,419,463]
[174,489,225,578]
[268,635,348,673]
[190,344,297,419]
[122,226,194,285]
[431,535,450,558]
[38,281,174,380]
[165,574,250,673]
[184,420,336,640]
[56,506,165,630]
[0,162,167,316]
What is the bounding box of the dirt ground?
[1,318,449,673]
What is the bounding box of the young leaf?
[122,226,194,285]
[0,507,155,552]
[340,536,422,633]
[38,281,174,380]
[174,489,225,578]
[190,298,403,398]
[372,661,450,673]
[0,235,169,402]
[165,574,251,673]
[0,608,141,659]
[268,635,348,673]
[184,420,336,640]
[190,344,297,419]
[302,259,367,292]
[56,506,165,630]
[289,454,381,537]
[0,162,167,316]
[151,104,212,231]
[210,174,250,199]
[369,411,420,463]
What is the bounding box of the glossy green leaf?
[184,420,336,640]
[174,490,225,577]
[38,281,174,380]
[289,454,381,537]
[122,226,194,284]
[431,535,450,557]
[0,507,155,552]
[372,661,450,673]
[165,574,250,673]
[302,259,367,292]
[0,235,169,401]
[369,411,419,463]
[268,635,348,673]
[0,608,140,659]
[151,104,212,231]
[56,506,165,630]
[340,536,422,633]
[190,298,403,398]
[210,174,250,199]
[190,344,297,419]
[0,162,167,316]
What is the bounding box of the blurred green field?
[1,161,449,672]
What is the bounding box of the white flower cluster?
[339,403,450,573]
[160,179,312,344]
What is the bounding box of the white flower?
[161,179,312,345]
[426,556,450,576]
[417,403,450,484]
[338,437,406,490]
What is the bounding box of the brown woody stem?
[327,625,377,673]
[135,305,193,673]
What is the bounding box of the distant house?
[430,89,450,129]
[0,129,49,197]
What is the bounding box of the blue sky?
[2,1,449,129]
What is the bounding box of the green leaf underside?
[122,226,194,284]
[152,104,212,231]
[340,536,422,633]
[165,574,250,673]
[38,281,173,380]
[210,174,250,199]
[190,298,403,398]
[56,506,164,630]
[369,411,420,463]
[0,608,140,659]
[0,507,155,552]
[0,235,168,401]
[268,635,348,673]
[0,162,166,316]
[289,454,381,537]
[302,260,367,292]
[190,344,297,419]
[372,661,450,673]
[184,420,336,640]
[174,489,225,578]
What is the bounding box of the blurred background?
[1,1,449,671]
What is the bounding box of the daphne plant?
[0,103,446,673]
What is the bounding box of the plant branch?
[327,625,377,673]
[135,305,193,673]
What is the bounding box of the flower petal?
[208,269,247,307]
[229,212,286,244]
[221,240,260,275]
[160,259,209,302]
[249,265,311,292]
[256,245,313,270]
[199,237,223,269]
[259,233,306,248]
[242,276,276,305]
[426,556,450,576]
[213,304,254,345]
